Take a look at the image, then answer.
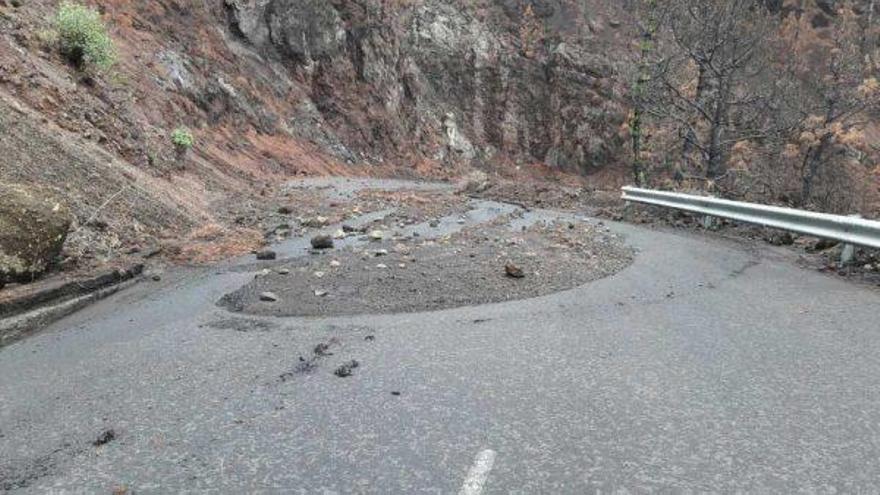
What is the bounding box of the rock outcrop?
[224,0,627,173]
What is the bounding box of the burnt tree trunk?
[800,133,833,206]
[706,78,730,180]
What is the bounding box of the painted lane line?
[458,449,497,495]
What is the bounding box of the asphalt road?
[2,187,880,493]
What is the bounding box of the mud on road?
[220,211,633,317]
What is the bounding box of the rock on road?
[1,193,880,492]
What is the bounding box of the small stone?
[505,262,525,279]
[273,225,291,238]
[303,216,329,228]
[260,292,279,302]
[256,268,271,278]
[369,230,385,241]
[278,206,294,214]
[333,229,346,239]
[398,263,407,268]
[767,232,795,246]
[314,271,325,278]
[374,249,389,257]
[151,274,162,282]
[92,429,116,447]
[330,260,342,268]
[277,268,290,275]
[342,224,358,233]
[311,235,334,249]
[376,264,388,269]
[314,290,328,297]
[814,238,839,251]
[334,360,360,378]
[256,250,277,261]
[429,220,440,228]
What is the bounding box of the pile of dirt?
[459,170,628,213]
[469,179,593,211]
[355,189,470,224]
[220,216,633,316]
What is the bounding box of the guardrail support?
[702,215,716,230]
[840,214,862,265]
[841,244,856,265]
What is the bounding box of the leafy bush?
[55,2,115,70]
[171,128,195,150]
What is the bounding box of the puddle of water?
[266,209,395,260]
[230,199,523,268]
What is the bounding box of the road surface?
[2,181,879,493]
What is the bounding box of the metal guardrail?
[621,186,880,251]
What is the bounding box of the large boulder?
[0,183,72,285]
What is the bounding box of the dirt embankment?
[0,1,343,282]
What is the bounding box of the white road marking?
[458,449,497,495]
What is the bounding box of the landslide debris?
[220,215,633,317]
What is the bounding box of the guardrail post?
[702,215,716,230]
[840,214,862,266]
[841,244,856,265]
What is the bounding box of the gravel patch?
[219,217,634,317]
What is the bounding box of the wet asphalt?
[2,180,880,493]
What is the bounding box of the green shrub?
[55,2,116,70]
[171,127,195,150]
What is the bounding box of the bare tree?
[628,0,661,186]
[627,0,879,211]
[644,0,776,182]
[778,1,880,208]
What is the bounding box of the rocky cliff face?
[224,0,628,173]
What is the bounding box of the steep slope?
[2,0,632,177]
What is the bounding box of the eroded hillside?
[0,0,633,276]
